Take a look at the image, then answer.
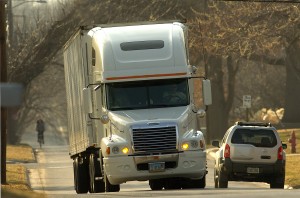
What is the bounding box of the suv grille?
[132,126,177,153]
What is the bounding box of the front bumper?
[103,150,206,184]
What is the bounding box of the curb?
[26,146,39,190]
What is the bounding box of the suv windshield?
[231,128,277,148]
[106,78,189,111]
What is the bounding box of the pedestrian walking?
[36,119,45,148]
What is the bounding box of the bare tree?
[188,1,300,139]
[7,0,300,143]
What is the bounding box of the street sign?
[243,95,251,108]
[0,83,23,107]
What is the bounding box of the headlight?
[190,140,199,148]
[112,146,119,154]
[110,146,129,155]
[182,142,189,150]
[122,147,129,154]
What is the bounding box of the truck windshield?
[106,78,189,111]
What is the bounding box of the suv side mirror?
[212,140,220,148]
[282,143,287,150]
[202,79,212,106]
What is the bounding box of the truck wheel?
[89,154,105,193]
[270,174,285,189]
[214,169,219,188]
[197,175,206,188]
[164,178,181,190]
[104,172,120,192]
[74,157,89,194]
[218,170,228,188]
[182,176,205,189]
[149,179,164,190]
[73,160,77,190]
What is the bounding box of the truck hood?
[109,106,189,124]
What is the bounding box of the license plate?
[247,167,259,174]
[149,162,165,173]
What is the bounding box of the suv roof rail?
[235,121,272,127]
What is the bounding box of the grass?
[1,144,45,198]
[277,128,300,188]
[286,155,300,189]
[277,128,300,154]
[6,144,36,163]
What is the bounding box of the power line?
[220,0,300,3]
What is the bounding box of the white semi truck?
[63,21,212,194]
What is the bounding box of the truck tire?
[89,154,105,193]
[196,175,206,188]
[149,179,164,190]
[214,169,219,188]
[74,157,89,194]
[163,178,181,190]
[270,174,285,189]
[104,172,120,192]
[182,176,205,189]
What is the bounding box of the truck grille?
[132,126,177,153]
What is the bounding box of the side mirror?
[212,140,220,148]
[202,79,212,106]
[282,143,287,150]
[83,88,92,114]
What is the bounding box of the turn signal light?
[106,147,110,155]
[200,140,205,149]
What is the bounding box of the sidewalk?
[20,129,71,194]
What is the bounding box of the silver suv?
[212,122,287,189]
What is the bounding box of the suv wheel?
[270,174,285,189]
[217,170,228,188]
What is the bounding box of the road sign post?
[243,95,251,122]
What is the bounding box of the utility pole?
[7,0,13,47]
[1,0,8,184]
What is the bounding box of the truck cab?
[64,21,212,193]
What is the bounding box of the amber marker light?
[106,147,111,155]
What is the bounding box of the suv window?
[231,128,277,148]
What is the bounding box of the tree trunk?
[206,55,227,141]
[282,38,300,123]
[206,55,238,142]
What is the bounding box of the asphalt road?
[21,130,300,198]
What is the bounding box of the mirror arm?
[88,114,100,120]
[86,83,101,89]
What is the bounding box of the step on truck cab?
[63,21,212,194]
